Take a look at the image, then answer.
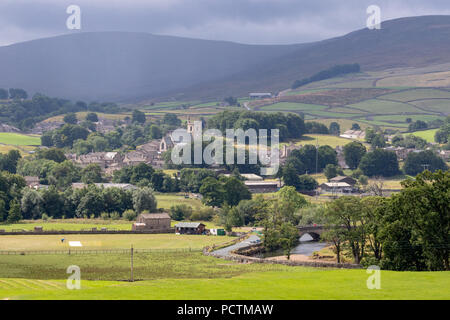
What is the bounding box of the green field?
[410,128,439,143]
[0,252,448,299]
[0,234,233,251]
[259,102,327,112]
[290,134,365,148]
[155,194,206,210]
[0,133,40,146]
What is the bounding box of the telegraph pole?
[315,137,319,174]
[130,244,134,282]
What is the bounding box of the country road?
[212,234,260,256]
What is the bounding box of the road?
[213,234,260,256]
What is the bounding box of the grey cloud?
[1,0,450,46]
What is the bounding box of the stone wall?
[204,243,362,269]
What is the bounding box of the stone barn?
[133,213,171,231]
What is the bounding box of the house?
[249,92,272,99]
[340,130,366,140]
[133,213,171,231]
[72,182,137,190]
[329,176,357,186]
[244,180,282,193]
[174,222,206,235]
[24,176,40,188]
[320,182,353,193]
[160,136,174,153]
[438,150,450,161]
[71,152,123,169]
[123,150,148,166]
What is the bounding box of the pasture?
[410,129,439,143]
[0,133,40,146]
[0,252,448,299]
[0,234,233,251]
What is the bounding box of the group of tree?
[291,63,360,89]
[434,116,450,147]
[0,88,28,100]
[112,163,178,193]
[42,113,180,152]
[319,170,449,271]
[0,91,126,130]
[207,110,306,142]
[199,176,251,208]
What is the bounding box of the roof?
[241,173,263,181]
[139,213,171,219]
[321,182,351,188]
[174,222,205,228]
[330,176,356,183]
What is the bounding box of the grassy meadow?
[0,133,40,146]
[0,251,448,299]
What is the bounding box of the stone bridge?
[297,225,326,241]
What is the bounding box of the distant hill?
[1,15,450,102]
[182,15,450,100]
[0,32,304,102]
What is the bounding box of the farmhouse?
[340,130,365,140]
[174,222,206,235]
[320,182,353,193]
[133,213,171,231]
[249,92,272,99]
[329,176,357,186]
[244,180,282,193]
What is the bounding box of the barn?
[133,213,171,231]
[174,222,206,235]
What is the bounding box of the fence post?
[130,245,134,282]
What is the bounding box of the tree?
[0,150,22,173]
[351,123,361,130]
[324,164,344,181]
[21,188,43,219]
[408,120,428,132]
[63,113,78,124]
[163,113,181,126]
[169,204,192,221]
[9,88,27,99]
[36,148,66,163]
[7,200,22,223]
[279,222,299,260]
[361,196,387,261]
[371,133,386,149]
[329,122,340,136]
[359,149,400,177]
[86,112,99,122]
[81,164,103,184]
[322,227,346,263]
[403,150,448,176]
[383,171,449,270]
[0,199,6,222]
[199,177,225,207]
[132,187,157,213]
[297,175,318,191]
[318,145,338,170]
[222,177,251,207]
[282,164,301,189]
[48,160,81,189]
[132,110,146,124]
[0,88,8,99]
[343,142,366,169]
[325,196,365,264]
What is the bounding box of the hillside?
[181,15,450,99]
[0,32,304,102]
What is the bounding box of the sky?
[0,0,449,46]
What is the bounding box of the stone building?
[133,213,171,231]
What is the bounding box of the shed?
[174,222,206,235]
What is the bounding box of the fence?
[0,247,202,255]
[0,228,175,236]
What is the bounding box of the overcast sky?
[1,0,449,46]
